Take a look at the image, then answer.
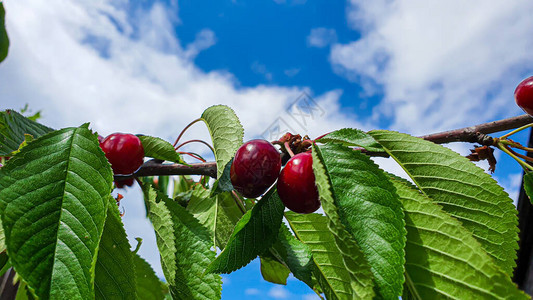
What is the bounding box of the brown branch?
[115,160,217,180]
[419,114,533,145]
[116,114,533,179]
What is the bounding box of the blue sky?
[1,0,533,299]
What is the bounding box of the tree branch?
[115,160,217,180]
[117,114,533,179]
[419,114,533,145]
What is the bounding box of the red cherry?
[230,139,281,198]
[100,133,144,175]
[515,76,533,116]
[277,152,320,214]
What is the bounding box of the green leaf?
[205,188,285,274]
[0,127,113,299]
[0,3,8,63]
[200,105,244,178]
[370,130,519,276]
[286,213,373,300]
[524,172,533,204]
[138,135,184,163]
[133,254,165,300]
[311,147,376,299]
[187,187,243,249]
[269,224,314,287]
[313,143,406,299]
[0,110,54,156]
[15,281,35,300]
[389,175,528,300]
[95,197,137,300]
[143,183,222,300]
[260,255,290,285]
[317,128,384,152]
[210,159,234,197]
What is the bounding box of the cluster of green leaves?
[0,106,529,300]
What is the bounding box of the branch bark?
[419,114,533,145]
[118,114,533,179]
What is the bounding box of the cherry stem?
[499,139,533,152]
[284,141,295,157]
[502,144,533,163]
[175,139,215,155]
[500,123,533,140]
[178,151,206,162]
[172,118,203,147]
[497,143,533,172]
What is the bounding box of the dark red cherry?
[515,76,533,116]
[230,139,281,198]
[277,152,320,214]
[100,133,144,175]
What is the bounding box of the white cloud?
[284,68,300,77]
[244,288,260,295]
[184,29,217,59]
[251,61,274,81]
[331,0,533,134]
[302,294,321,300]
[307,28,337,48]
[268,286,290,299]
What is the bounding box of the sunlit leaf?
[286,213,374,300]
[95,198,136,299]
[138,135,184,163]
[133,254,165,300]
[0,127,112,299]
[144,183,221,300]
[390,175,528,300]
[370,130,519,276]
[200,105,244,178]
[313,143,405,299]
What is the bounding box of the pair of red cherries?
[229,76,533,214]
[230,140,320,214]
